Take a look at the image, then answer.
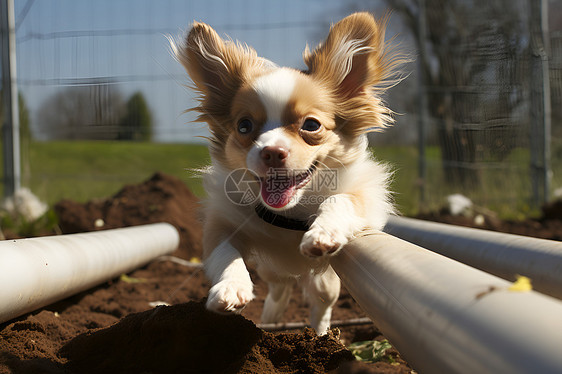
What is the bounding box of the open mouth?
[259,161,318,209]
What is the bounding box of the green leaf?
[348,339,393,363]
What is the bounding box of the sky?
[13,0,393,143]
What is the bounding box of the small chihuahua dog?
[173,12,398,334]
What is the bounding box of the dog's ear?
[173,22,270,153]
[304,12,390,99]
[174,22,266,121]
[304,13,399,134]
[180,22,240,96]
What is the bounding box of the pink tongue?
[261,177,296,209]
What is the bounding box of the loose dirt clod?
[60,301,354,374]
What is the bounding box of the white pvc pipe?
[384,216,562,299]
[331,231,562,374]
[0,223,179,324]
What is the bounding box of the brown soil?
[6,172,557,373]
[60,302,354,374]
[54,172,204,260]
[0,173,411,374]
[416,200,562,241]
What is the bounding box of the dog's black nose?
[260,146,288,168]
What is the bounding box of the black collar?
[254,204,311,231]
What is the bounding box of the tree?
[18,93,31,141]
[385,0,529,186]
[0,91,31,141]
[36,85,125,140]
[549,1,562,140]
[118,92,152,141]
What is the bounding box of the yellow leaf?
[508,275,532,292]
[120,274,147,284]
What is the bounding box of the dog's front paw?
[206,279,254,314]
[300,225,349,258]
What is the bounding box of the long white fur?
[202,139,392,333]
[329,39,373,86]
[246,69,298,175]
[181,15,395,335]
[252,68,297,122]
[205,239,254,313]
[204,147,392,334]
[300,194,366,257]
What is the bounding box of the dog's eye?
[237,119,253,134]
[301,119,321,132]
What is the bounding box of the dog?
[173,12,398,334]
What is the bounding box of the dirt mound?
[60,301,353,374]
[54,172,203,259]
[0,258,384,374]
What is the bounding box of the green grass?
[21,141,210,204]
[22,141,425,215]
[6,140,558,219]
[373,145,551,219]
[371,146,420,216]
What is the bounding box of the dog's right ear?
[181,22,234,95]
[174,23,264,117]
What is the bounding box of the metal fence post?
[417,0,428,207]
[1,0,21,198]
[529,0,551,206]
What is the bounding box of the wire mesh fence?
[412,0,561,217]
[400,0,556,217]
[1,0,561,218]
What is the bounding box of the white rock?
[1,188,48,221]
[447,194,473,216]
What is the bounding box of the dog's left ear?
[304,12,391,99]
